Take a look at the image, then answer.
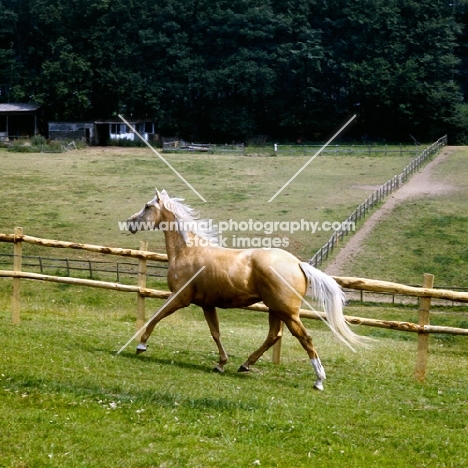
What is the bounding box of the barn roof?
[95,118,154,124]
[0,103,41,114]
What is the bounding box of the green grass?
[0,146,415,260]
[1,294,468,467]
[1,144,468,467]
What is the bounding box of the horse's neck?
[161,209,187,259]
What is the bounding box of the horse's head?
[126,189,166,233]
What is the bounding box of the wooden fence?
[2,251,466,306]
[1,226,467,381]
[274,143,422,157]
[309,135,448,267]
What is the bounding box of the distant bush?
[6,136,84,153]
[30,135,47,146]
[7,140,36,152]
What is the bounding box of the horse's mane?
[159,190,219,245]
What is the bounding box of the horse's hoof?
[238,364,250,373]
[213,365,225,373]
[314,380,324,391]
[136,344,147,355]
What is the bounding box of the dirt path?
[325,146,458,276]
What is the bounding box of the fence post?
[136,240,148,337]
[12,226,23,325]
[272,322,284,365]
[414,273,434,382]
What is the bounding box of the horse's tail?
[299,262,365,351]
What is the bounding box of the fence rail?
[0,231,168,261]
[309,135,448,267]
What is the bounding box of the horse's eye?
[145,204,150,210]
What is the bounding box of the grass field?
[0,146,417,259]
[341,147,468,287]
[1,296,468,467]
[1,144,468,467]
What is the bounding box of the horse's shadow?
[118,349,254,380]
[72,342,316,390]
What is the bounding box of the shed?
[48,122,95,144]
[94,119,156,145]
[0,103,43,141]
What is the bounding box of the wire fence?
[0,252,167,283]
[342,286,468,307]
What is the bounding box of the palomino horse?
[126,189,364,390]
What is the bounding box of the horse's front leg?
[202,306,229,372]
[136,295,188,354]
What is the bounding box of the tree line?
[1,0,468,143]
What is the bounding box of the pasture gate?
[1,227,468,382]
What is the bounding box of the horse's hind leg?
[203,306,229,373]
[281,315,326,391]
[238,312,283,372]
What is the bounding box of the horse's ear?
[155,188,161,201]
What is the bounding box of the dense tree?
[316,0,463,140]
[0,0,466,142]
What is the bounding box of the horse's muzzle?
[126,220,138,234]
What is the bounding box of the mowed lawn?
[0,145,417,259]
[1,144,468,467]
[1,295,467,468]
